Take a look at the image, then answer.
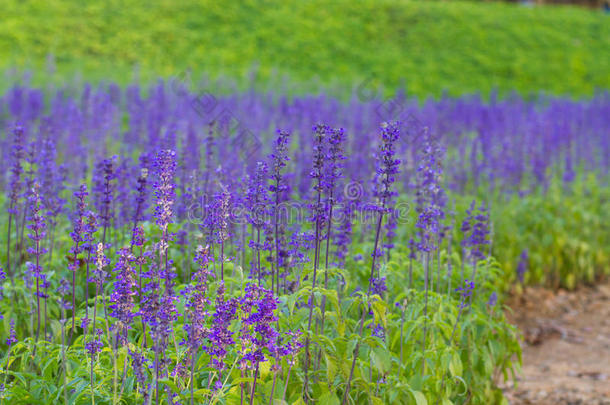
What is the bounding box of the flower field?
[0,79,607,404]
[2,0,610,403]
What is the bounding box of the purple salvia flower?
[371,324,385,339]
[6,319,17,346]
[92,243,110,286]
[324,127,346,195]
[213,189,231,280]
[342,122,401,403]
[517,249,528,284]
[26,183,47,343]
[207,282,238,375]
[7,126,26,215]
[153,149,177,232]
[415,130,445,253]
[128,349,150,402]
[303,124,329,388]
[92,157,116,243]
[85,328,104,356]
[269,329,303,373]
[70,185,89,255]
[183,245,213,353]
[408,238,417,260]
[370,121,401,262]
[0,268,5,302]
[373,122,401,203]
[56,278,72,310]
[238,284,279,370]
[281,330,303,365]
[462,201,491,261]
[310,123,327,196]
[319,126,347,334]
[152,147,179,341]
[82,211,99,258]
[38,136,65,223]
[455,279,475,309]
[269,129,291,292]
[246,162,270,284]
[114,158,133,229]
[80,317,91,332]
[309,123,329,256]
[130,156,150,246]
[109,248,137,345]
[245,161,270,228]
[371,277,387,297]
[488,292,498,308]
[5,125,26,284]
[69,184,88,337]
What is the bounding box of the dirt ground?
[501,282,610,405]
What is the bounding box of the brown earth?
[501,282,610,405]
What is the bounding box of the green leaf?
[68,379,89,405]
[449,353,462,377]
[325,353,338,382]
[371,300,387,328]
[371,346,391,374]
[409,389,428,405]
[292,397,307,405]
[318,391,340,405]
[371,397,385,405]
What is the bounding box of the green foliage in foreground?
[0,237,519,404]
[2,0,609,96]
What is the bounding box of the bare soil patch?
[502,282,610,405]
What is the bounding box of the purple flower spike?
[6,319,17,346]
[517,249,529,284]
[455,279,476,309]
[109,248,137,344]
[85,328,104,356]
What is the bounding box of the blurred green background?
[2,0,609,96]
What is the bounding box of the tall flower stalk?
[151,149,178,405]
[317,126,345,367]
[303,124,327,398]
[6,126,25,285]
[69,184,89,341]
[462,201,490,305]
[238,284,279,405]
[26,183,47,345]
[269,130,291,294]
[245,162,270,285]
[153,149,177,289]
[109,248,137,403]
[82,211,99,345]
[89,243,109,405]
[216,190,230,281]
[17,142,37,276]
[342,122,400,405]
[93,157,116,245]
[130,159,150,250]
[414,130,445,375]
[184,245,213,405]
